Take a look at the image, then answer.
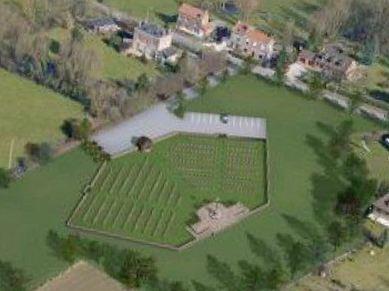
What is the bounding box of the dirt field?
[36,261,126,291]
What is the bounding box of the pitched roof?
[233,21,250,35]
[233,21,273,44]
[246,29,272,44]
[298,50,316,61]
[374,193,389,212]
[179,3,206,19]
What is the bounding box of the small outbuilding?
[136,136,153,152]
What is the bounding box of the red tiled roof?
[233,21,273,44]
[246,29,272,44]
[179,3,206,19]
[233,22,250,35]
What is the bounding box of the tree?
[206,255,239,291]
[275,48,288,84]
[358,37,378,65]
[327,119,354,160]
[0,260,29,291]
[277,234,312,277]
[0,168,11,189]
[62,118,91,140]
[327,220,348,250]
[25,142,53,164]
[236,0,261,21]
[263,267,287,290]
[238,261,265,290]
[306,71,327,97]
[119,250,157,288]
[135,73,150,91]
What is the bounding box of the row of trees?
[307,120,379,251]
[46,231,186,290]
[196,120,379,291]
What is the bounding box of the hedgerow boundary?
[67,134,271,251]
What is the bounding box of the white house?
[229,22,275,61]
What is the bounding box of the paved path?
[93,103,267,156]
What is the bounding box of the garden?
[69,134,267,246]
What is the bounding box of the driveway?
[93,103,267,156]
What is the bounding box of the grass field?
[49,28,157,81]
[0,75,381,289]
[70,134,267,246]
[0,69,83,168]
[103,0,317,19]
[0,149,98,289]
[354,139,389,182]
[289,245,389,291]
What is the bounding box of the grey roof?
[374,193,389,212]
[161,47,178,58]
[86,18,117,28]
[93,103,267,156]
[138,21,169,37]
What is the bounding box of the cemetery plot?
[70,134,267,246]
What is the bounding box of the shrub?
[0,168,11,189]
[81,140,110,162]
[61,118,91,140]
[24,142,53,165]
[0,260,29,291]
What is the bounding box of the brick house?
[229,22,275,61]
[131,21,174,59]
[297,44,358,80]
[176,3,213,38]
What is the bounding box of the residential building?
[369,193,389,228]
[85,18,120,34]
[297,44,358,80]
[229,22,275,61]
[131,21,174,60]
[176,3,213,38]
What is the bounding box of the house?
[131,21,174,59]
[297,44,358,80]
[156,47,182,64]
[176,3,213,38]
[85,18,120,34]
[369,193,389,228]
[229,22,275,61]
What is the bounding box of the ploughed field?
[70,134,267,246]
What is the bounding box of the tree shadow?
[155,12,178,25]
[305,122,346,223]
[205,255,240,291]
[246,232,282,267]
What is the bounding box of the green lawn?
[49,27,157,81]
[103,0,318,21]
[0,149,98,289]
[0,69,83,168]
[70,135,267,246]
[354,139,389,182]
[0,75,381,289]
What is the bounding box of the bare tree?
[236,0,261,21]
